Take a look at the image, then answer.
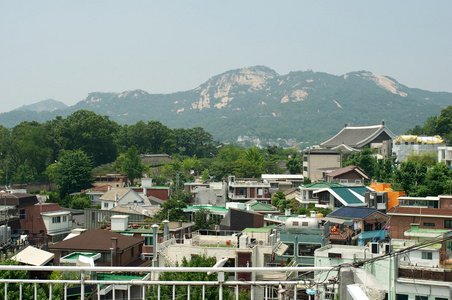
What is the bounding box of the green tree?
[57,110,120,166]
[193,208,214,231]
[69,194,92,210]
[146,255,232,300]
[54,150,93,197]
[436,106,452,144]
[153,198,187,222]
[392,160,427,195]
[171,189,193,205]
[0,259,47,299]
[122,146,144,183]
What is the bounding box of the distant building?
[139,154,174,165]
[92,174,128,188]
[261,174,304,194]
[227,176,271,204]
[320,122,396,158]
[303,149,342,182]
[438,145,452,167]
[325,165,371,186]
[392,135,444,162]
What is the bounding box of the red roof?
[387,206,452,217]
[326,165,370,179]
[83,185,112,193]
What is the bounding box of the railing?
[0,265,335,300]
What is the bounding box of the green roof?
[184,206,229,213]
[250,202,277,211]
[242,225,276,233]
[330,187,366,205]
[97,273,145,281]
[302,181,344,189]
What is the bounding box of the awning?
[323,217,353,226]
[274,243,289,256]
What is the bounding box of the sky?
[1,1,451,113]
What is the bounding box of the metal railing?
[0,265,334,300]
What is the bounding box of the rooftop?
[320,124,395,148]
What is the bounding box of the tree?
[69,194,92,210]
[193,208,214,231]
[153,198,187,222]
[0,259,47,299]
[121,146,143,183]
[57,110,120,166]
[54,150,93,197]
[146,255,232,300]
[392,160,427,195]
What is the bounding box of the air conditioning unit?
[258,240,264,245]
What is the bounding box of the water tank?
[286,217,320,229]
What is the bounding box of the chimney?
[115,193,118,202]
[178,220,183,228]
[111,237,118,266]
[152,224,159,267]
[163,220,169,242]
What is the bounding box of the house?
[438,145,452,167]
[273,213,330,268]
[392,135,444,162]
[48,228,145,266]
[41,209,73,243]
[99,188,146,210]
[227,176,271,204]
[92,173,128,188]
[184,205,228,225]
[302,149,342,182]
[134,178,172,201]
[325,165,370,186]
[314,186,370,210]
[261,174,304,194]
[84,208,147,231]
[387,195,452,239]
[296,181,344,208]
[369,182,406,210]
[220,208,264,231]
[320,122,396,158]
[184,182,227,206]
[83,185,112,206]
[326,206,389,246]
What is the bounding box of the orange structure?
[370,182,406,210]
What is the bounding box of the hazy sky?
[1,1,451,113]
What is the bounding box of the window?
[238,188,246,195]
[19,209,25,220]
[423,222,435,227]
[422,252,432,260]
[292,222,299,226]
[104,202,109,208]
[396,295,408,300]
[435,298,449,300]
[257,188,263,196]
[52,216,61,223]
[131,247,134,258]
[445,220,452,229]
[303,157,307,161]
[355,180,361,184]
[298,243,321,257]
[339,179,348,184]
[328,253,341,259]
[415,296,428,300]
[283,243,294,256]
[63,216,67,222]
[303,166,308,171]
[144,236,153,246]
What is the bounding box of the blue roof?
[328,206,379,219]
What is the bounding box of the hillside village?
[0,107,451,299]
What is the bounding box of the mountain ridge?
[1,66,449,146]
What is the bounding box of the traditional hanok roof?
[321,124,396,148]
[328,206,382,220]
[330,144,360,154]
[326,165,370,180]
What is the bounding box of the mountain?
[13,99,68,112]
[1,66,450,146]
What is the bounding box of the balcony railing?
[0,265,334,300]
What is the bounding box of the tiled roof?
[49,229,143,251]
[250,202,277,212]
[326,165,370,180]
[0,193,38,207]
[328,206,379,219]
[84,185,112,192]
[387,206,452,217]
[321,124,395,148]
